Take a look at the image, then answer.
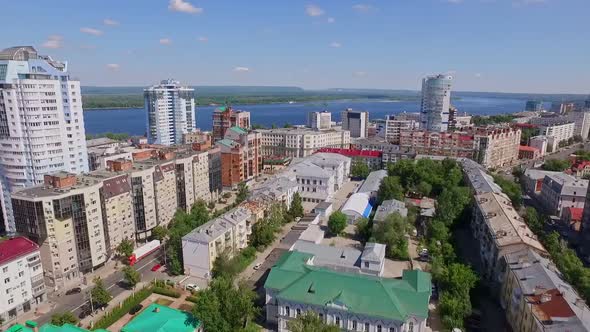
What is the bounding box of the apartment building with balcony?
[473,126,521,169]
[0,237,46,325]
[181,207,252,278]
[381,115,419,144]
[11,173,108,290]
[399,130,475,158]
[212,106,250,141]
[539,172,588,217]
[258,127,350,158]
[217,126,261,188]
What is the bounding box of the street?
[34,249,170,325]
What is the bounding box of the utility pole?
[88,289,94,314]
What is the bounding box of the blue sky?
[2,0,589,93]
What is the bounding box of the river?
[83,96,528,136]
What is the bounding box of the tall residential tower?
[0,46,89,232]
[145,79,196,146]
[419,74,453,132]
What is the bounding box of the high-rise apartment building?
[382,115,418,144]
[525,100,543,112]
[145,79,196,146]
[212,106,251,141]
[341,109,368,138]
[216,127,261,188]
[0,46,89,232]
[307,111,332,130]
[419,74,453,132]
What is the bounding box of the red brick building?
[399,130,475,158]
[518,145,540,160]
[212,106,251,141]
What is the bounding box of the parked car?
[129,304,144,315]
[253,263,262,270]
[151,263,162,271]
[78,305,92,319]
[186,284,200,292]
[66,287,82,295]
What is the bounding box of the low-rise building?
[569,161,590,179]
[316,148,382,170]
[530,135,549,156]
[312,201,333,221]
[352,138,416,164]
[250,176,298,207]
[0,237,46,324]
[182,207,252,278]
[563,206,583,231]
[540,173,588,217]
[341,192,372,223]
[500,248,590,332]
[400,130,475,159]
[121,303,203,332]
[460,158,503,195]
[357,170,388,201]
[518,145,540,160]
[373,199,408,223]
[258,127,350,158]
[522,169,561,196]
[264,250,431,332]
[471,192,546,284]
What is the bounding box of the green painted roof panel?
[229,126,247,135]
[121,303,201,332]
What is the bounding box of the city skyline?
[2,0,589,94]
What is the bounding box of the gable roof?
[229,126,247,135]
[265,251,431,321]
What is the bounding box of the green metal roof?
[264,251,431,321]
[229,126,247,135]
[121,303,201,332]
[39,324,90,332]
[217,138,238,148]
[7,324,34,332]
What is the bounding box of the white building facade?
[307,111,332,130]
[145,79,196,146]
[419,74,453,132]
[538,122,575,149]
[0,46,89,232]
[258,127,350,158]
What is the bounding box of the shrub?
[92,286,152,330]
[153,286,181,298]
[186,295,199,303]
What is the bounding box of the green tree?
[543,159,571,171]
[91,277,112,308]
[377,176,404,203]
[355,218,372,244]
[50,312,78,326]
[116,238,134,258]
[122,266,141,289]
[212,250,237,279]
[524,207,543,234]
[416,181,432,197]
[191,277,259,332]
[492,175,522,208]
[351,162,370,179]
[236,182,249,204]
[327,211,347,235]
[373,213,410,260]
[151,225,168,242]
[289,193,304,219]
[287,311,340,332]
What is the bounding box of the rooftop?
[460,158,503,195]
[357,170,388,194]
[228,126,248,135]
[86,137,119,148]
[183,207,251,243]
[0,237,40,266]
[475,192,546,253]
[121,303,201,332]
[315,148,382,158]
[373,199,408,221]
[504,248,590,331]
[519,145,540,153]
[265,251,431,321]
[216,138,239,148]
[341,192,372,218]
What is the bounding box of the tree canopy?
[236,182,249,204]
[151,225,168,242]
[289,193,304,219]
[116,238,134,258]
[91,277,112,308]
[373,213,410,260]
[191,277,259,332]
[327,211,347,235]
[51,312,78,326]
[351,162,371,179]
[122,266,141,288]
[542,159,571,171]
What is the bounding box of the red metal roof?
[316,148,382,158]
[514,123,539,129]
[572,161,590,170]
[519,145,539,152]
[0,237,39,266]
[567,207,584,222]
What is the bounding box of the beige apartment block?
[175,154,196,212]
[474,127,521,169]
[192,151,211,203]
[258,127,351,158]
[152,162,178,227]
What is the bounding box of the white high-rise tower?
[144,79,196,146]
[419,74,453,132]
[0,46,89,232]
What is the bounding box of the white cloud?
[475,73,482,78]
[168,0,203,14]
[80,27,103,36]
[305,4,324,17]
[106,64,120,70]
[329,42,342,48]
[42,35,63,49]
[103,18,119,26]
[197,36,208,42]
[327,17,335,23]
[159,38,172,45]
[352,4,375,12]
[233,67,250,72]
[354,71,367,77]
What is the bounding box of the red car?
[151,263,162,272]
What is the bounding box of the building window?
[365,323,370,331]
[285,306,290,317]
[335,317,340,327]
[4,278,9,283]
[390,328,395,332]
[353,320,358,330]
[377,325,382,332]
[8,298,13,304]
[296,308,301,317]
[408,322,414,332]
